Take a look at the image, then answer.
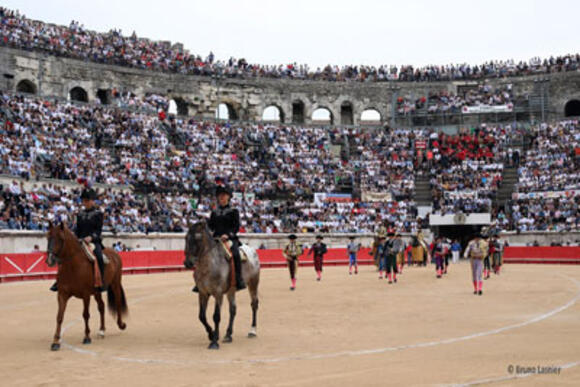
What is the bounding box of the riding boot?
[232,242,246,290]
[50,281,58,292]
[192,285,199,293]
[94,243,107,292]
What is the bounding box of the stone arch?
[70,86,88,102]
[292,100,305,124]
[215,101,239,121]
[564,99,580,117]
[312,106,334,125]
[262,104,285,122]
[16,79,37,94]
[360,108,382,124]
[340,101,354,125]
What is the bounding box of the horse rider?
[50,188,105,292]
[193,185,246,292]
[283,234,303,290]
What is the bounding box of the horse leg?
[51,292,71,351]
[94,292,106,338]
[198,293,213,342]
[82,296,92,344]
[209,294,223,349]
[223,291,236,343]
[248,277,259,338]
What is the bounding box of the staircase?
[414,174,432,206]
[495,166,518,206]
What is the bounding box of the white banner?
[512,190,580,200]
[362,191,392,202]
[444,190,478,200]
[462,104,513,114]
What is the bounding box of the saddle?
[80,241,109,264]
[80,240,109,289]
[219,240,249,262]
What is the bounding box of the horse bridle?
[47,229,65,266]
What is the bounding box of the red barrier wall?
[503,247,580,265]
[0,248,375,283]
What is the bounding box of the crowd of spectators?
[1,7,579,83]
[503,120,580,232]
[397,84,514,116]
[2,86,579,234]
[0,92,421,233]
[515,121,580,193]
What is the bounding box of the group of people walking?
[283,228,505,296]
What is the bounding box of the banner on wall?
[462,104,513,114]
[444,190,478,200]
[314,193,353,205]
[361,191,392,202]
[512,190,580,200]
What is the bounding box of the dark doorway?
[16,79,36,94]
[565,100,580,117]
[96,89,110,105]
[70,87,88,102]
[173,97,189,116]
[292,100,305,124]
[341,102,353,125]
[435,225,482,250]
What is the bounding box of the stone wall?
[2,46,579,126]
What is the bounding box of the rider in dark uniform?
[50,188,105,292]
[193,185,246,292]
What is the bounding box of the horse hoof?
[118,322,126,330]
[208,342,220,350]
[50,343,60,351]
[83,337,91,345]
[98,330,105,338]
[223,336,232,343]
[248,328,257,338]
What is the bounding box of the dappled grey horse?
[183,220,260,349]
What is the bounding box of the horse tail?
[107,284,128,317]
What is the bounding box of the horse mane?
[61,224,81,248]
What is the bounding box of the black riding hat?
[316,235,323,240]
[215,185,232,197]
[80,188,96,200]
[289,234,297,240]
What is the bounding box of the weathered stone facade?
[1,46,579,125]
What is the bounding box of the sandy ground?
[1,262,579,386]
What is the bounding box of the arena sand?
[1,262,579,386]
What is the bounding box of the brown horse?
[45,222,128,351]
[184,220,260,349]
